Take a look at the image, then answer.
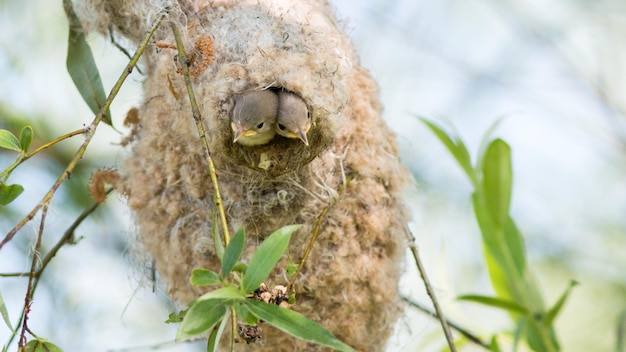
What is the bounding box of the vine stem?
[0,12,166,251]
[405,225,458,352]
[169,22,231,245]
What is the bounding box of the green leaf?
[501,217,528,281]
[222,228,246,278]
[0,290,12,330]
[232,262,248,274]
[419,118,477,186]
[176,299,227,341]
[476,117,506,173]
[190,268,222,287]
[242,224,300,293]
[19,126,33,153]
[196,285,246,302]
[286,263,297,277]
[481,139,512,230]
[235,302,260,325]
[165,309,186,324]
[458,294,528,314]
[489,335,501,352]
[543,280,578,327]
[25,340,63,352]
[244,300,354,352]
[207,309,230,352]
[0,129,21,152]
[63,0,111,126]
[0,183,24,206]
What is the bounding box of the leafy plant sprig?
[171,225,354,352]
[421,117,577,351]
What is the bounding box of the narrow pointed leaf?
[0,183,24,206]
[245,300,354,352]
[196,285,245,302]
[0,129,21,152]
[0,290,12,330]
[63,0,111,126]
[482,139,512,230]
[489,335,501,352]
[543,280,578,326]
[458,294,528,314]
[476,117,506,172]
[190,268,221,287]
[19,126,33,153]
[243,224,300,293]
[420,118,476,185]
[177,299,227,341]
[207,309,230,352]
[502,217,527,280]
[221,228,245,278]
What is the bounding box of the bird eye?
[256,122,264,129]
[278,124,286,131]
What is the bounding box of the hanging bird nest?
[79,0,411,350]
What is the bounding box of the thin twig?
[286,177,352,294]
[3,190,113,348]
[17,203,48,350]
[405,225,458,352]
[0,12,166,251]
[402,296,491,350]
[25,128,87,161]
[1,128,87,187]
[0,189,112,278]
[169,22,231,245]
[109,27,143,75]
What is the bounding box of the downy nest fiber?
[77,0,411,350]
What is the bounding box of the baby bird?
[276,91,311,146]
[231,90,279,146]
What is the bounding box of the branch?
[0,12,167,250]
[402,296,491,350]
[405,225,458,352]
[18,203,48,350]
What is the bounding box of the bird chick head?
[276,91,311,146]
[231,90,279,146]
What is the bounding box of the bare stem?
[286,177,351,294]
[0,12,166,251]
[169,22,231,245]
[405,225,458,352]
[0,189,112,278]
[25,128,87,161]
[3,190,112,348]
[230,307,237,352]
[402,296,491,350]
[17,203,48,350]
